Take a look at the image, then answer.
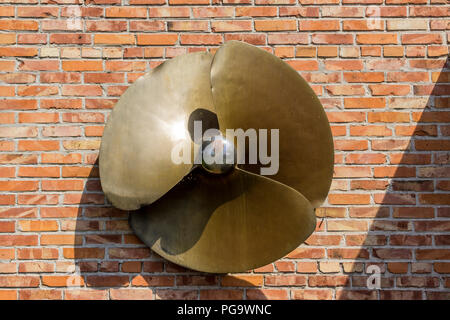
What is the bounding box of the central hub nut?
[200,135,236,174]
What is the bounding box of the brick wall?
[0,1,449,300]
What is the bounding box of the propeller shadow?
[129,167,243,256]
[337,56,449,300]
[73,162,259,298]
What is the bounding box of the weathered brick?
[0,1,448,301]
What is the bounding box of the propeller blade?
[99,52,215,210]
[210,41,334,207]
[129,167,316,273]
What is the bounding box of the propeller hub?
[201,135,236,174]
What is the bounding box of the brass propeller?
[99,41,334,273]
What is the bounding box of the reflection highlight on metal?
[99,41,334,273]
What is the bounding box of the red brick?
[136,34,178,45]
[0,154,37,165]
[63,248,104,259]
[0,221,15,233]
[213,20,253,33]
[402,34,443,44]
[0,235,38,246]
[18,289,61,300]
[293,289,333,300]
[18,34,47,44]
[344,20,384,31]
[357,34,398,44]
[0,195,15,205]
[18,194,58,205]
[380,290,422,300]
[86,21,127,32]
[131,275,173,287]
[17,248,57,260]
[325,60,363,71]
[0,34,15,45]
[287,60,318,71]
[110,289,153,300]
[50,34,91,44]
[169,0,209,3]
[236,7,277,17]
[322,7,364,17]
[62,85,102,97]
[221,275,263,287]
[0,99,38,110]
[18,140,59,151]
[301,20,340,31]
[0,47,37,57]
[369,85,410,96]
[0,276,39,288]
[42,276,85,287]
[105,7,147,18]
[247,289,288,300]
[65,290,108,300]
[309,276,348,287]
[268,34,307,45]
[150,7,191,18]
[344,72,385,83]
[40,73,81,84]
[328,194,371,205]
[410,6,449,17]
[94,34,135,45]
[337,290,377,300]
[416,140,450,151]
[62,61,102,72]
[334,140,368,151]
[200,290,243,300]
[108,248,150,259]
[180,34,222,45]
[265,275,306,286]
[312,34,353,44]
[334,167,372,178]
[0,20,38,31]
[18,167,60,178]
[0,180,38,191]
[130,21,165,32]
[18,112,58,123]
[42,20,82,31]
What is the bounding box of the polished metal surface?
[99,52,214,210]
[100,41,334,273]
[200,135,236,174]
[129,167,316,273]
[211,41,334,208]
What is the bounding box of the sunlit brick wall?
[0,1,448,300]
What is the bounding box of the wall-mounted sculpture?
[99,41,334,273]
